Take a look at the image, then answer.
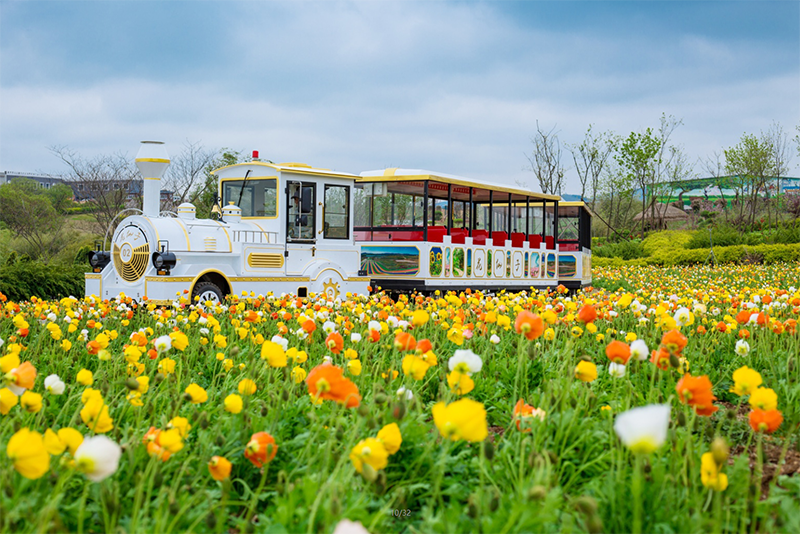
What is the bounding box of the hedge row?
[0,261,87,302]
[593,242,800,268]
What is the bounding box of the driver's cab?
[213,159,360,280]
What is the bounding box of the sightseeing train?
[85,142,592,304]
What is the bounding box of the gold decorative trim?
[85,273,101,279]
[247,253,285,269]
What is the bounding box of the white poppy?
[44,374,66,395]
[608,363,626,378]
[396,386,414,400]
[489,334,501,345]
[271,335,289,350]
[351,333,362,344]
[630,339,649,361]
[448,349,483,376]
[74,435,122,482]
[154,335,172,353]
[614,404,671,454]
[735,339,751,357]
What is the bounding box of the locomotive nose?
[135,141,170,216]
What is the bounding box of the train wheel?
[193,281,224,305]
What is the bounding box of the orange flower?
[735,310,751,324]
[605,340,631,365]
[302,319,316,334]
[244,432,277,467]
[306,363,361,408]
[416,338,433,354]
[650,348,671,370]
[660,330,688,354]
[715,321,727,333]
[513,399,544,432]
[576,305,597,324]
[7,361,36,390]
[749,409,783,433]
[130,332,148,346]
[86,340,101,355]
[325,332,344,354]
[514,311,544,340]
[676,374,716,409]
[394,332,417,352]
[208,456,232,480]
[739,329,750,340]
[368,329,380,343]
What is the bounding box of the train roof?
[358,168,561,201]
[212,161,358,180]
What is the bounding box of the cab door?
[285,180,317,275]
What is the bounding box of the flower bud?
[125,378,140,390]
[392,402,406,420]
[374,393,388,405]
[230,346,240,357]
[669,353,681,368]
[574,496,598,516]
[482,440,495,461]
[361,463,378,482]
[711,437,729,466]
[528,485,547,501]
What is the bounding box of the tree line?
[525,117,800,237]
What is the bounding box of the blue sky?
[1,1,798,193]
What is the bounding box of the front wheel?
[192,281,224,305]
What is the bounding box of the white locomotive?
[86,142,592,304]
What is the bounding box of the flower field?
[2,263,800,533]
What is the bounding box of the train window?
[222,178,277,218]
[324,185,349,239]
[287,182,315,241]
[353,185,370,227]
[558,206,580,241]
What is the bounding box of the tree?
[724,133,775,228]
[0,179,68,263]
[161,140,218,211]
[568,125,616,211]
[525,122,565,195]
[193,149,251,218]
[50,146,139,235]
[615,128,662,237]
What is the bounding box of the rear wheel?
[192,281,224,305]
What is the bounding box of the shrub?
[0,260,87,302]
[641,230,693,256]
[593,240,646,260]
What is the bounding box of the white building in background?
[0,171,66,189]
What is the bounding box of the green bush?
[685,225,760,249]
[640,230,693,256]
[601,242,800,267]
[0,260,87,302]
[593,239,646,260]
[770,224,800,245]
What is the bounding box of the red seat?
[451,228,468,244]
[393,230,424,241]
[511,232,525,248]
[528,234,542,248]
[427,226,447,243]
[472,230,488,245]
[545,235,555,249]
[492,231,507,247]
[559,243,580,251]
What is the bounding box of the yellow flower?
[158,358,176,375]
[585,322,598,334]
[432,398,488,442]
[20,391,42,413]
[402,354,431,381]
[412,310,430,327]
[447,371,475,396]
[0,387,18,415]
[238,379,257,396]
[344,348,359,360]
[543,328,555,341]
[60,339,72,352]
[44,429,67,455]
[571,326,584,338]
[6,428,50,479]
[185,384,208,404]
[135,376,150,394]
[700,452,728,491]
[0,353,20,373]
[447,327,464,346]
[214,335,227,348]
[261,341,287,368]
[167,416,191,438]
[349,437,389,474]
[76,369,93,386]
[58,428,84,455]
[347,359,362,376]
[224,394,243,414]
[575,361,597,382]
[223,359,234,372]
[291,366,307,383]
[168,330,189,351]
[159,428,185,454]
[80,395,114,433]
[124,345,142,363]
[376,423,402,455]
[748,387,777,411]
[731,366,762,397]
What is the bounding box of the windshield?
[222,178,278,217]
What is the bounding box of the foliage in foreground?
[1,262,800,533]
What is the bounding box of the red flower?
[576,305,597,324]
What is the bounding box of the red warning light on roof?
[252,150,259,160]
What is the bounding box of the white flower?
[0,337,4,349]
[271,335,289,350]
[351,333,362,344]
[323,355,333,364]
[74,435,122,482]
[630,339,649,361]
[448,349,482,376]
[489,334,501,345]
[673,307,691,326]
[608,363,626,378]
[322,321,337,334]
[332,519,371,534]
[154,335,172,353]
[44,374,66,395]
[368,320,381,332]
[199,327,210,336]
[80,329,89,341]
[614,404,671,454]
[386,316,399,328]
[7,383,25,396]
[396,386,414,400]
[735,339,750,357]
[711,307,721,316]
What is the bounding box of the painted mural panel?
[466,249,473,277]
[360,246,420,276]
[453,248,465,277]
[473,249,485,277]
[540,253,546,278]
[506,251,511,277]
[546,253,557,278]
[529,253,540,278]
[430,247,443,277]
[558,254,577,278]
[444,248,451,277]
[524,252,529,278]
[494,250,504,277]
[487,250,492,276]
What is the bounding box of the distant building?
[0,171,66,189]
[655,176,800,208]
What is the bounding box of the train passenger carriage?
[85,143,591,305]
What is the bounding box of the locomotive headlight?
[152,251,177,274]
[88,251,111,272]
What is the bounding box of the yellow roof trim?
[213,161,355,180]
[384,168,397,176]
[212,161,280,175]
[356,174,561,201]
[558,201,587,207]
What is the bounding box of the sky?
[1,0,799,194]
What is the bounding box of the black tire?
[192,281,224,304]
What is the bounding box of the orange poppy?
[394,332,417,352]
[650,348,671,371]
[715,322,727,333]
[749,409,783,433]
[368,329,380,343]
[244,432,277,467]
[416,338,433,354]
[739,329,750,339]
[306,363,361,408]
[676,374,716,408]
[302,319,317,334]
[325,332,344,354]
[660,330,688,354]
[7,361,36,390]
[208,456,232,481]
[576,305,597,324]
[86,340,101,355]
[514,311,544,340]
[605,341,631,365]
[735,310,751,324]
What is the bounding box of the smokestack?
[135,141,170,217]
